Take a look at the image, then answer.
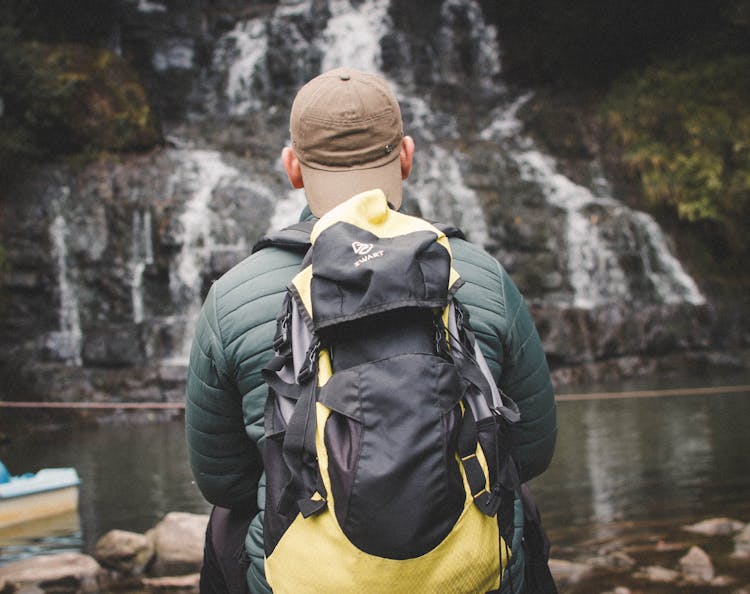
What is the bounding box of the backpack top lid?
[290,189,463,330]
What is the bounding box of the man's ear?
[282,147,304,189]
[400,135,415,180]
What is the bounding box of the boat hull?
[0,485,80,529]
[0,468,81,529]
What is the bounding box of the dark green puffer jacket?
[186,214,557,593]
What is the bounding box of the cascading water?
[319,0,390,73]
[46,189,83,366]
[130,210,154,325]
[630,212,705,305]
[248,0,492,243]
[216,19,269,115]
[217,0,703,309]
[480,94,705,308]
[408,145,489,246]
[165,149,241,363]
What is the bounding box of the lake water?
[1,375,749,570]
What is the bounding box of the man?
[186,67,557,593]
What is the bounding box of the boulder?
[548,558,594,586]
[733,523,750,559]
[0,552,100,592]
[634,565,680,583]
[141,573,200,592]
[13,586,45,594]
[589,550,636,571]
[147,512,209,577]
[679,545,715,583]
[95,528,155,575]
[683,517,745,536]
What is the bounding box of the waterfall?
[131,210,154,324]
[152,39,194,72]
[136,0,166,13]
[270,187,308,230]
[165,149,239,364]
[216,0,704,309]
[513,149,631,308]
[216,19,269,115]
[631,212,705,305]
[260,0,491,243]
[511,139,704,308]
[47,191,83,366]
[436,0,502,89]
[481,95,706,308]
[409,145,489,245]
[319,0,390,72]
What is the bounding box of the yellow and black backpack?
[257,190,523,593]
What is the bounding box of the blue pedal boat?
[0,462,80,529]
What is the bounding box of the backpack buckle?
[274,311,291,351]
[492,401,521,425]
[297,339,321,384]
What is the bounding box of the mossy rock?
[2,40,162,159]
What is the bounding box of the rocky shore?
[0,512,208,594]
[1,514,748,593]
[552,517,750,593]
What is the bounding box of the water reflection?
[533,388,750,552]
[0,512,81,564]
[0,419,210,564]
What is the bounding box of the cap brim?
[299,157,403,217]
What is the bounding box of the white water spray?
[483,94,705,308]
[268,0,491,245]
[319,0,390,72]
[410,145,489,245]
[227,0,704,308]
[165,150,239,363]
[131,210,154,324]
[218,19,269,115]
[47,193,83,366]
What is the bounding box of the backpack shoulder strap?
[252,220,316,254]
[254,218,464,255]
[433,222,465,240]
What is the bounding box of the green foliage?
[0,26,161,180]
[604,53,750,270]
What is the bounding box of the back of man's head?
[289,68,405,216]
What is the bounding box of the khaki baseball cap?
[290,67,405,216]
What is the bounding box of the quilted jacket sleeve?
[451,239,557,484]
[185,245,303,511]
[185,283,262,512]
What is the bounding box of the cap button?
[339,73,351,81]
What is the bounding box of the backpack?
[255,190,524,593]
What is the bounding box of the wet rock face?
[0,148,283,402]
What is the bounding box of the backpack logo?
[352,241,384,267]
[351,241,374,255]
